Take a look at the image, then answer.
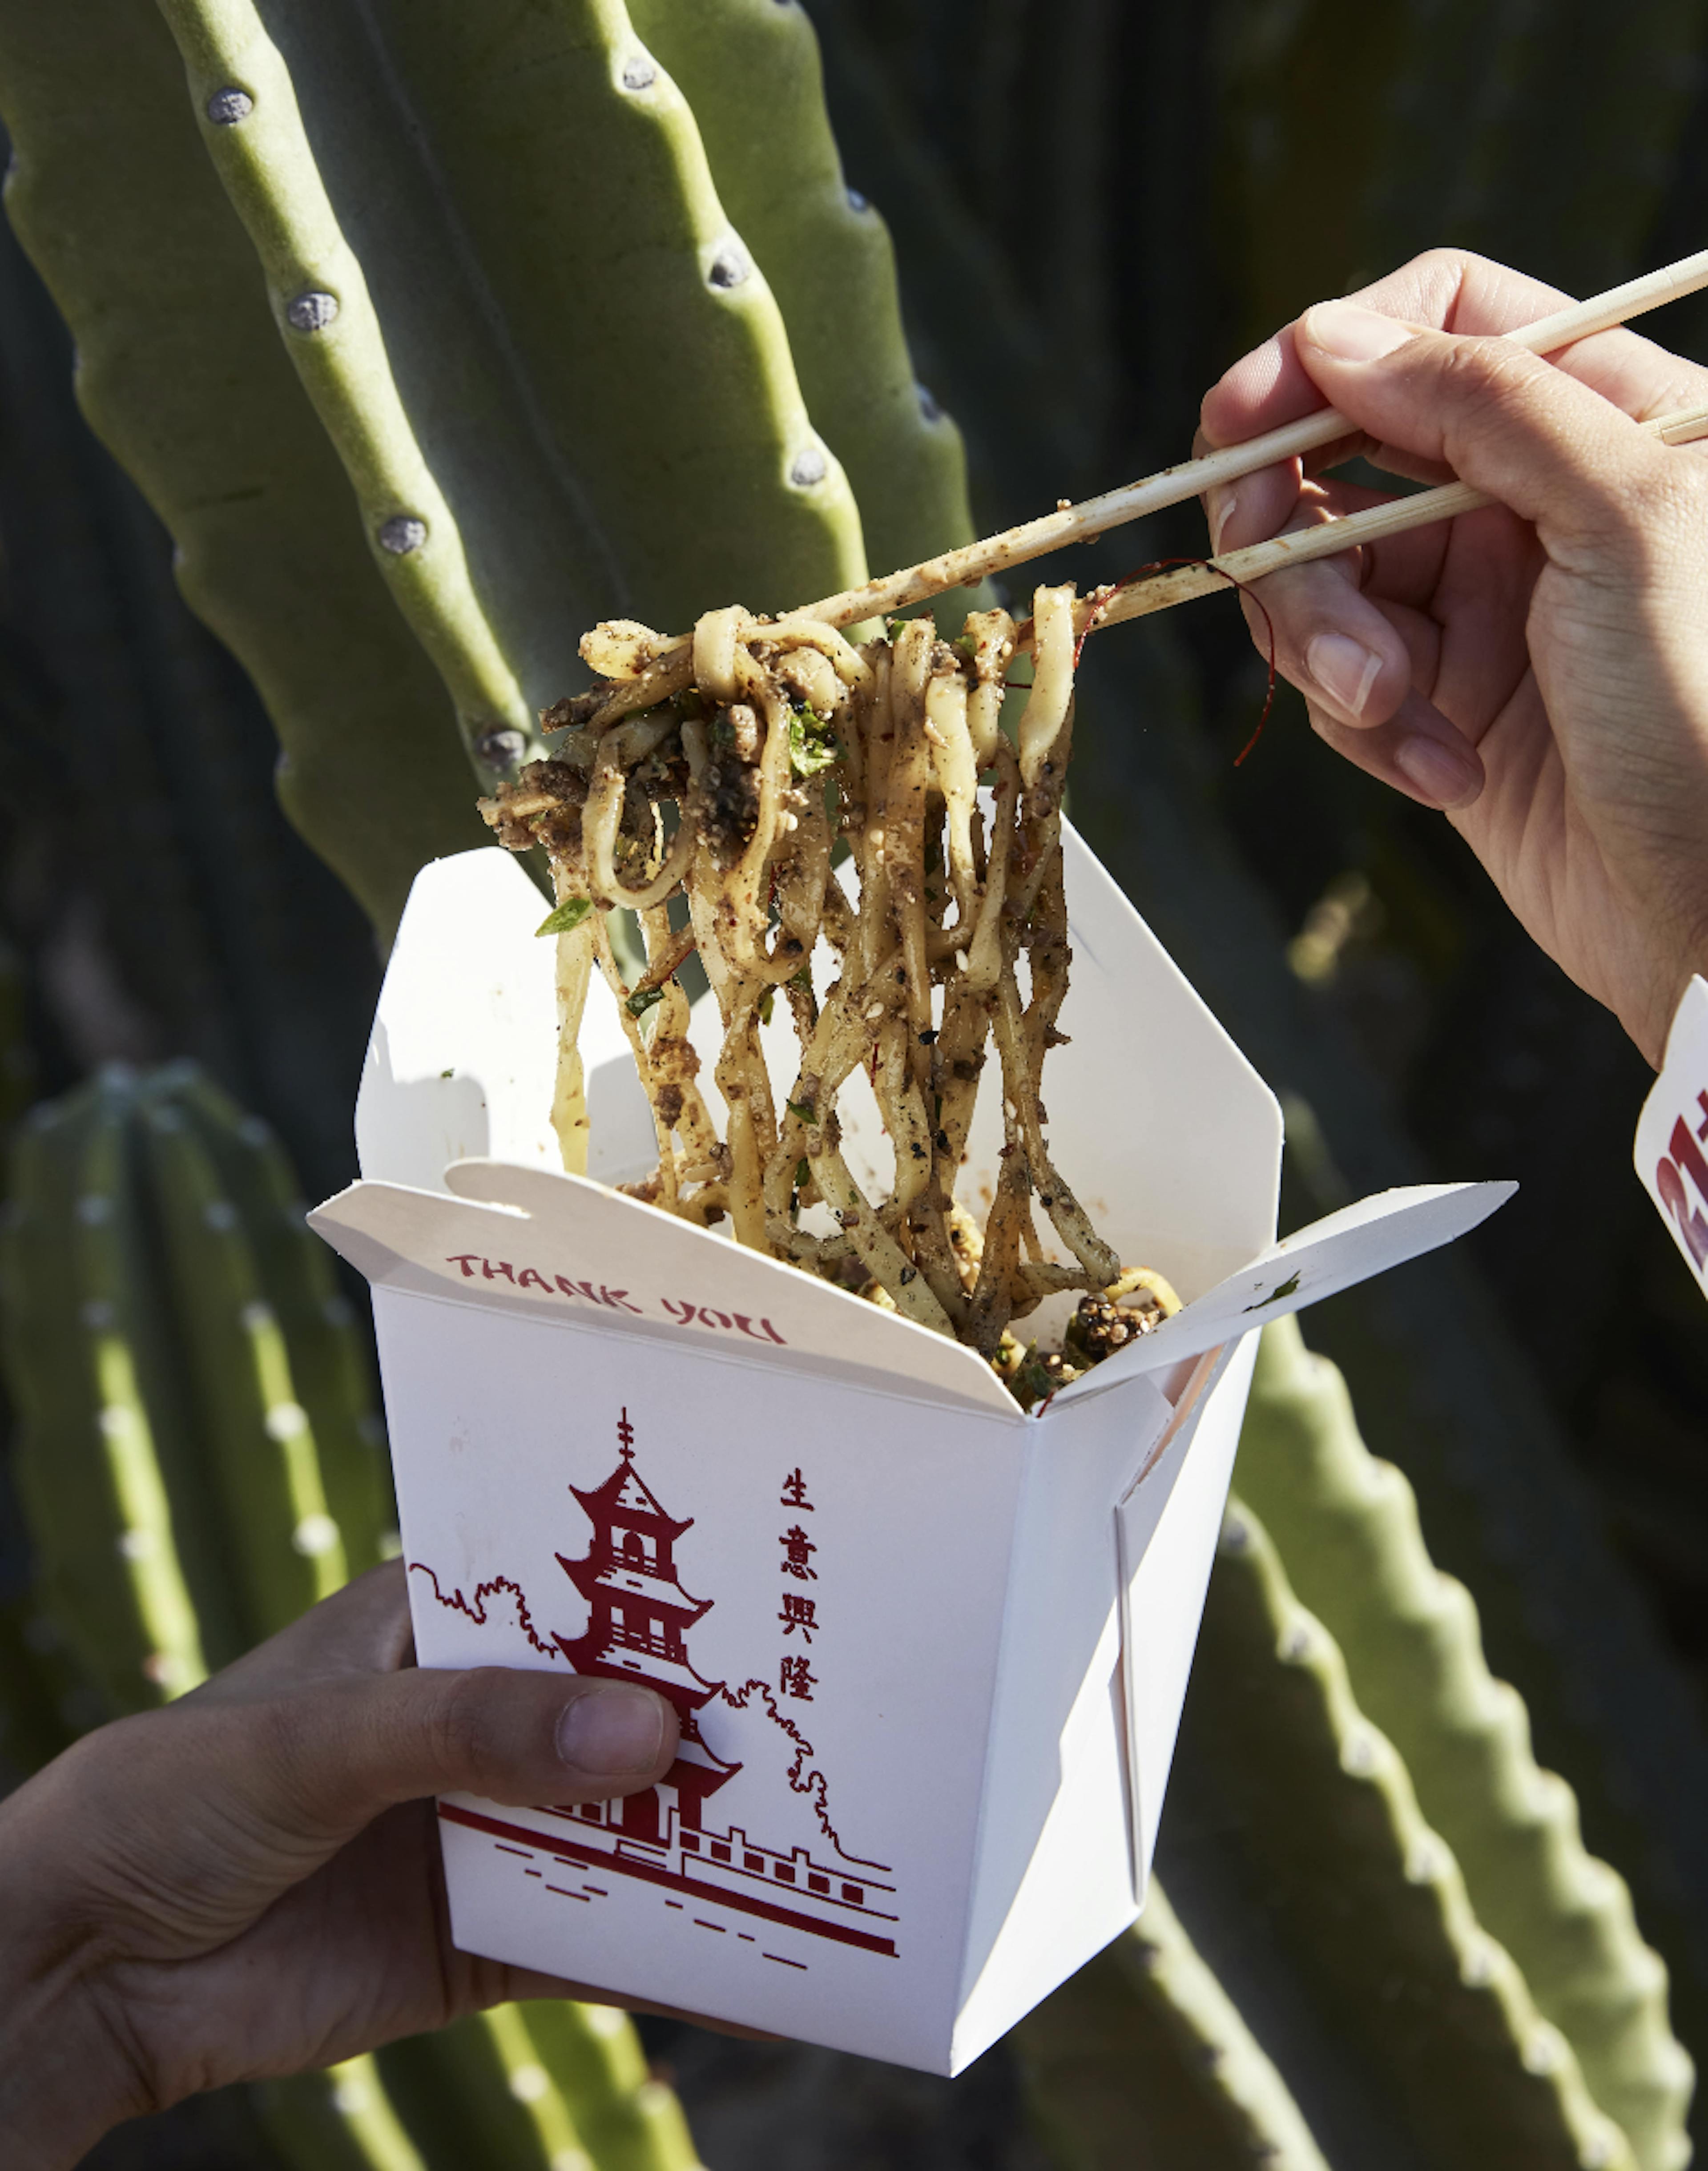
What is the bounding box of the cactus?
[0,1064,391,1698]
[1013,1880,1333,2171]
[624,0,979,602]
[1235,1319,1693,2171]
[1180,1490,1638,2168]
[255,2057,427,2171]
[377,2006,699,2171]
[0,0,979,936]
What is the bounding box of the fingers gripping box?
[310,834,1509,2075]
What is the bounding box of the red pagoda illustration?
[552,1407,742,1841]
[428,1408,898,1963]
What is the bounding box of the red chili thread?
[1067,559,1281,766]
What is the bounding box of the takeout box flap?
[309,1160,1023,1421]
[1053,1178,1516,1402]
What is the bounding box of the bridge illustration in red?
[427,1409,898,1961]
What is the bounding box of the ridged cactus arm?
[257,2057,427,2171]
[1,1084,211,1709]
[1012,1881,1332,2171]
[169,1071,397,1578]
[0,1065,400,1696]
[138,1093,348,1641]
[628,0,980,597]
[0,0,479,940]
[1188,1496,1635,2170]
[358,0,866,629]
[156,0,544,765]
[1236,1320,1693,2171]
[517,2000,702,2171]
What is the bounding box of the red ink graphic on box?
[413,1409,897,1961]
[1656,1088,1708,1273]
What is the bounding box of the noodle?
[481,587,1179,1406]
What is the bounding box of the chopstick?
[1069,398,1708,640]
[794,245,1708,631]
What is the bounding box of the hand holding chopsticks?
[1160,250,1708,1068]
[798,244,1708,635]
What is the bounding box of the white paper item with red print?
[310,836,1511,2074]
[1635,975,1708,1294]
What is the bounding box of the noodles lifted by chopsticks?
[481,586,1177,1401]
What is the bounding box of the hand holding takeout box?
[310,827,1509,2073]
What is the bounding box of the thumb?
[1293,298,1673,540]
[243,1665,681,1847]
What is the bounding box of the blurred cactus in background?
[1,0,1708,2167]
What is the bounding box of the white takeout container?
[310,836,1511,2074]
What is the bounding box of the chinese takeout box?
[310,835,1509,2075]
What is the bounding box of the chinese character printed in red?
[779,1524,818,1580]
[780,1467,814,1511]
[779,1593,818,1642]
[780,1653,818,1703]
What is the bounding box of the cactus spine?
[1234,1318,1693,2171]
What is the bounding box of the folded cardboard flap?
[310,1158,1023,1421]
[1057,1177,1517,1402]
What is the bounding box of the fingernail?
[1305,632,1382,717]
[1207,485,1237,551]
[1301,299,1415,363]
[557,1685,666,1775]
[1393,733,1479,808]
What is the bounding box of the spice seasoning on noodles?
[480,588,1179,1407]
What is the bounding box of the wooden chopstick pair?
[584,246,1708,714]
[790,245,1708,644]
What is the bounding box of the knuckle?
[420,1668,498,1783]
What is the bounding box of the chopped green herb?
[759,988,774,1025]
[789,963,813,991]
[786,1097,817,1125]
[952,633,976,660]
[535,896,592,938]
[1245,1269,1301,1312]
[625,984,665,1020]
[794,1157,810,1190]
[788,703,840,778]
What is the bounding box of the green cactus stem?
[0,0,480,937]
[1234,1318,1693,2171]
[1012,1879,1332,2171]
[627,0,979,613]
[2,1078,211,1707]
[1182,1494,1636,2170]
[0,1064,394,1696]
[516,2000,703,2171]
[257,2056,427,2171]
[376,2003,701,2171]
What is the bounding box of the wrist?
[0,1781,151,2168]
